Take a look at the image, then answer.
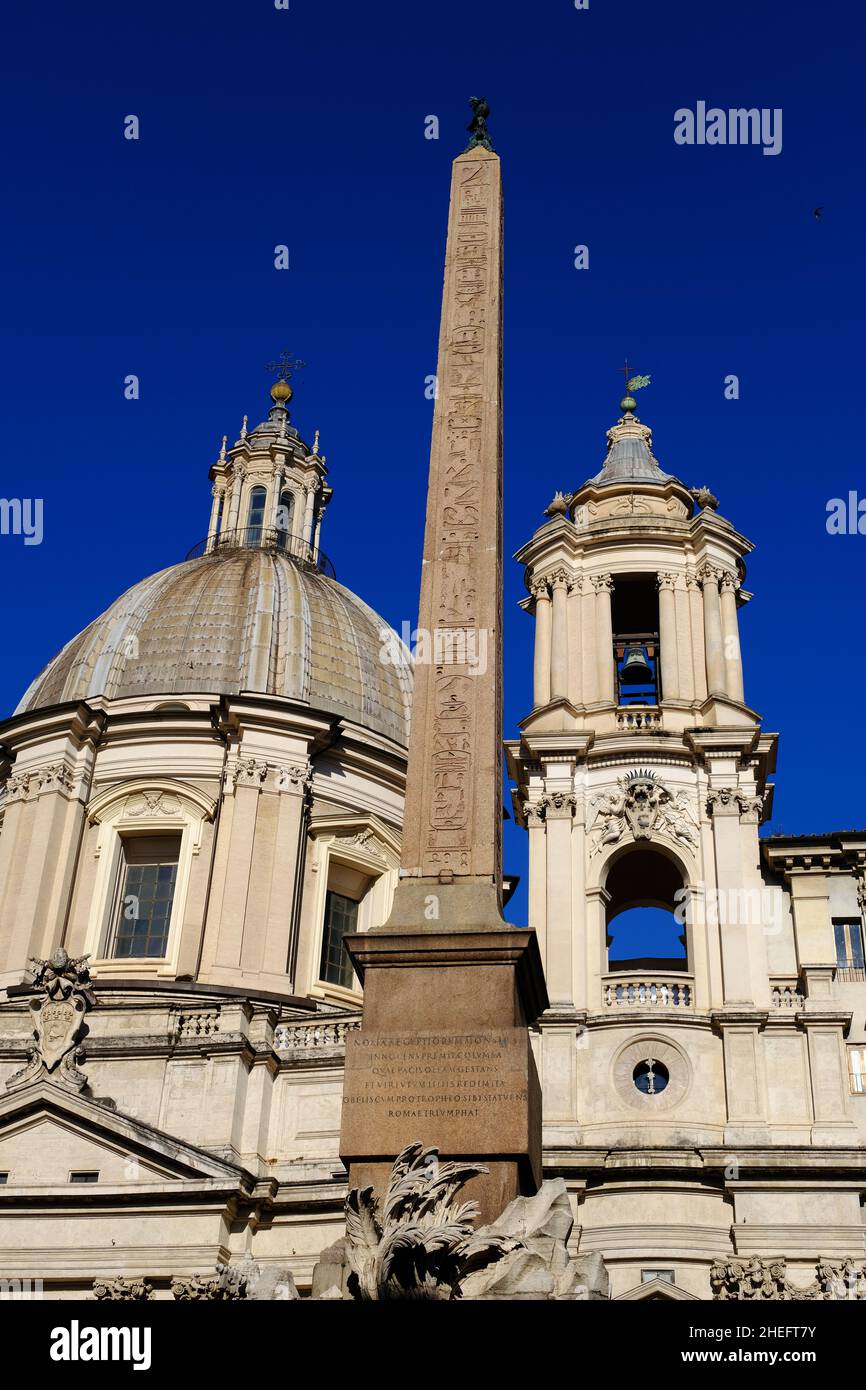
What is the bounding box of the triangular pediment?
[0,1081,249,1189]
[615,1276,699,1301]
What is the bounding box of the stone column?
[592,574,615,705]
[525,800,547,968]
[567,575,583,706]
[226,465,246,536]
[657,572,679,702]
[0,765,87,979]
[674,580,695,702]
[206,486,222,552]
[269,470,284,538]
[700,565,726,697]
[549,570,571,703]
[205,757,268,972]
[303,485,316,545]
[719,571,745,703]
[543,792,576,1009]
[532,578,552,708]
[687,571,708,702]
[580,577,598,704]
[708,787,770,1006]
[585,886,609,1013]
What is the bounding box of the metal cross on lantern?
[266,351,307,383]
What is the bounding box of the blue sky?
[1,0,864,927]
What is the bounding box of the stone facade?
[0,198,864,1305]
[504,404,866,1299]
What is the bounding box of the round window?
[633,1058,669,1096]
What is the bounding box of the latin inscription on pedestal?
[341,1027,535,1157]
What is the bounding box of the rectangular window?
[320,889,359,990]
[0,1173,7,1185]
[849,1048,866,1094]
[834,918,865,975]
[69,1171,99,1184]
[110,834,181,959]
[641,1268,675,1284]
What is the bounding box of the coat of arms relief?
[5,947,96,1094]
[587,770,699,858]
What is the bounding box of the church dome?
[16,547,413,746]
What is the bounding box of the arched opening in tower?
[611,576,660,706]
[604,847,688,973]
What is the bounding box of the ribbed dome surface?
[17,550,413,746]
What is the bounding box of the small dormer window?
[247,486,267,545]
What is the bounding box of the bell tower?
[507,381,784,1150]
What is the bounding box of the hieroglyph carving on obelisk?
[400,146,504,890]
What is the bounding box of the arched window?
[275,490,295,551]
[246,486,267,545]
[605,848,688,973]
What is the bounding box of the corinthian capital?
[697,562,722,587]
[530,576,551,602]
[541,790,576,819]
[657,572,678,591]
[707,786,764,821]
[719,570,740,593]
[547,567,573,592]
[591,573,614,594]
[232,757,269,789]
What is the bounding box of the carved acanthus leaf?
[344,1142,522,1300]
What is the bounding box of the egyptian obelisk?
[339,101,547,1223]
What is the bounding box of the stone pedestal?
[340,924,546,1224]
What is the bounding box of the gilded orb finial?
[270,378,293,406]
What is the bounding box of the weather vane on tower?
[617,360,651,414]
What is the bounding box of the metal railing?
[185,526,336,580]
